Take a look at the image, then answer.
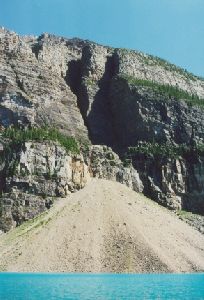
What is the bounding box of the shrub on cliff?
[1,127,80,154]
[127,142,204,159]
[121,74,204,108]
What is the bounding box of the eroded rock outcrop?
[0,28,88,141]
[109,77,204,148]
[0,141,143,232]
[130,152,204,214]
[1,27,204,230]
[85,145,143,193]
[0,141,90,231]
[1,27,204,147]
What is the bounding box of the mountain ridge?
[3,26,203,82]
[0,27,204,233]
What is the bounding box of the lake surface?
[0,273,203,300]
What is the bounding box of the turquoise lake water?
[0,273,204,300]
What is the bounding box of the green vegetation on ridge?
[121,74,204,108]
[145,54,204,82]
[118,48,204,82]
[1,127,80,154]
[128,142,204,159]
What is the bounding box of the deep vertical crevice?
[64,49,119,147]
[86,52,118,146]
[65,59,90,133]
[31,39,43,60]
[65,60,82,96]
[79,48,119,146]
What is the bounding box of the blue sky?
[0,0,203,77]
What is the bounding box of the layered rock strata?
[0,27,204,231]
[0,142,142,232]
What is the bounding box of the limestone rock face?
[109,77,204,148]
[78,44,116,145]
[1,27,204,229]
[85,145,143,193]
[116,49,204,99]
[0,142,143,232]
[1,27,204,146]
[132,154,204,213]
[0,141,90,231]
[0,28,88,140]
[1,27,204,148]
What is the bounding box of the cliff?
[0,27,204,232]
[0,135,143,232]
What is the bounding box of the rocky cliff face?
[2,27,203,145]
[0,28,88,141]
[0,141,90,231]
[0,27,204,231]
[131,153,204,213]
[0,141,142,232]
[110,77,204,147]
